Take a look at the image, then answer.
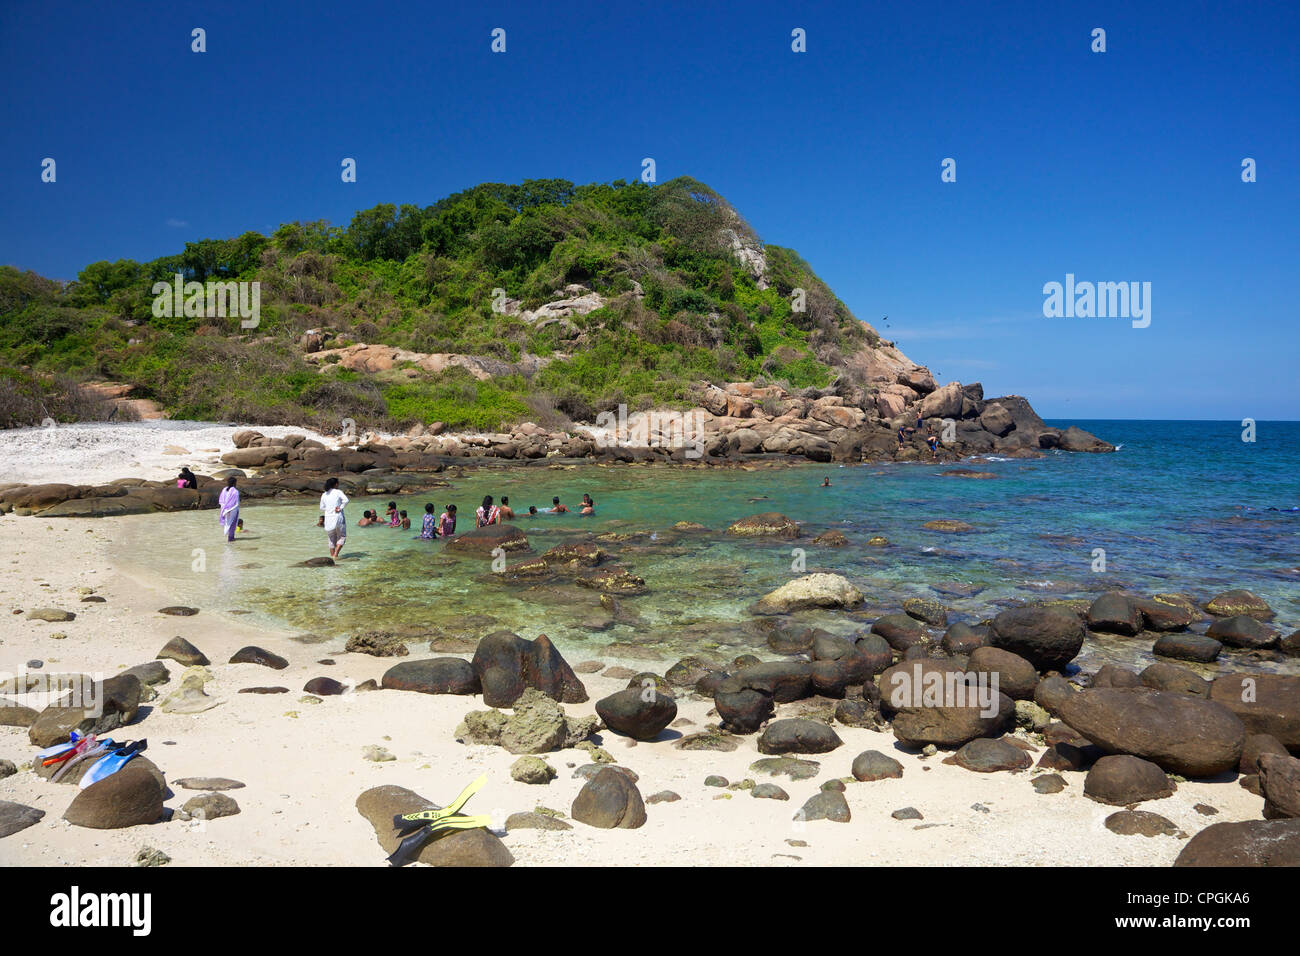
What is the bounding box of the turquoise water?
[116,420,1299,675]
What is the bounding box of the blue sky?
[1,0,1296,418]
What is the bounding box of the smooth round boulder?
[757,718,843,755]
[714,685,774,734]
[872,613,932,652]
[1134,597,1196,632]
[1174,819,1300,867]
[851,750,904,781]
[1084,754,1175,805]
[1152,632,1221,663]
[1206,615,1278,650]
[1139,662,1210,697]
[63,763,165,829]
[470,631,530,707]
[382,658,481,695]
[967,646,1038,701]
[595,688,678,741]
[445,522,530,555]
[571,767,647,829]
[1086,592,1144,636]
[951,737,1032,773]
[229,646,288,670]
[1240,733,1290,774]
[942,622,988,654]
[1203,590,1273,621]
[989,606,1085,672]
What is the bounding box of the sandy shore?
[0,511,1268,868]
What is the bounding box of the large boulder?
[1174,819,1300,867]
[1258,753,1300,819]
[872,613,933,652]
[950,737,1032,772]
[1134,597,1196,633]
[1203,590,1274,621]
[1152,633,1221,663]
[966,646,1038,701]
[988,606,1085,672]
[571,767,647,829]
[470,631,527,707]
[381,658,481,695]
[595,688,677,741]
[522,634,588,703]
[714,685,774,734]
[754,573,864,613]
[919,382,963,420]
[355,785,513,866]
[27,673,142,748]
[1083,755,1175,806]
[729,662,813,703]
[1053,688,1245,777]
[1206,615,1278,650]
[1086,592,1144,636]
[1209,674,1300,750]
[757,718,843,755]
[63,763,165,829]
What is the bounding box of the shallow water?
[114,420,1300,676]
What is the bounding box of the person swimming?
[550,496,569,514]
[526,505,538,516]
[439,504,457,537]
[498,496,515,520]
[398,510,411,530]
[579,493,595,516]
[419,503,438,539]
[821,476,831,487]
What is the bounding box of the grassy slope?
[0,177,882,431]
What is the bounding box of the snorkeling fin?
[51,737,114,783]
[79,739,147,788]
[385,815,494,867]
[391,774,488,834]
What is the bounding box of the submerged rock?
[726,512,800,538]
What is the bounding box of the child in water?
[820,476,831,487]
[398,510,411,530]
[385,501,399,526]
[498,496,515,520]
[419,503,438,539]
[439,504,457,538]
[526,506,538,516]
[580,493,594,516]
[550,496,569,514]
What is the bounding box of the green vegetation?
[0,177,875,431]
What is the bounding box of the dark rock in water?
[1033,773,1067,794]
[596,688,677,741]
[1084,755,1175,805]
[182,792,241,821]
[942,622,988,654]
[989,606,1085,672]
[852,750,903,781]
[174,777,245,791]
[1206,615,1278,649]
[1203,589,1273,621]
[903,597,949,627]
[812,632,856,661]
[229,646,288,670]
[445,522,530,555]
[726,512,800,538]
[715,684,775,734]
[1106,810,1182,838]
[356,785,514,866]
[753,783,790,800]
[796,790,850,823]
[1056,689,1244,777]
[506,811,572,831]
[575,565,648,595]
[121,661,169,687]
[892,806,924,821]
[158,606,199,616]
[64,764,165,829]
[0,801,45,838]
[1092,664,1141,689]
[922,519,974,533]
[157,636,209,666]
[758,718,843,755]
[28,673,141,748]
[382,658,480,696]
[238,686,289,694]
[303,677,346,696]
[762,622,816,654]
[571,767,647,829]
[812,530,849,547]
[872,613,932,652]
[1258,753,1300,819]
[1140,663,1210,698]
[1152,633,1221,663]
[1209,674,1300,750]
[967,646,1038,700]
[1240,733,1290,774]
[645,791,681,805]
[951,737,1032,773]
[292,557,334,568]
[1134,597,1196,633]
[1174,819,1300,867]
[750,757,820,781]
[1086,592,1144,636]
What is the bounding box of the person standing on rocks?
[319,477,349,559]
[218,476,240,542]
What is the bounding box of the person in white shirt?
[319,476,350,559]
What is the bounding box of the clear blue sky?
[2,0,1296,418]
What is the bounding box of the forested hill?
[0,176,930,431]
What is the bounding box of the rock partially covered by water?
[1152,632,1221,663]
[446,523,530,556]
[383,658,481,695]
[754,573,864,614]
[1134,597,1196,632]
[1174,819,1300,867]
[571,767,647,829]
[1086,592,1144,636]
[726,512,800,538]
[1206,615,1279,650]
[356,785,514,866]
[596,687,677,741]
[1054,688,1244,777]
[1203,589,1274,621]
[989,606,1085,672]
